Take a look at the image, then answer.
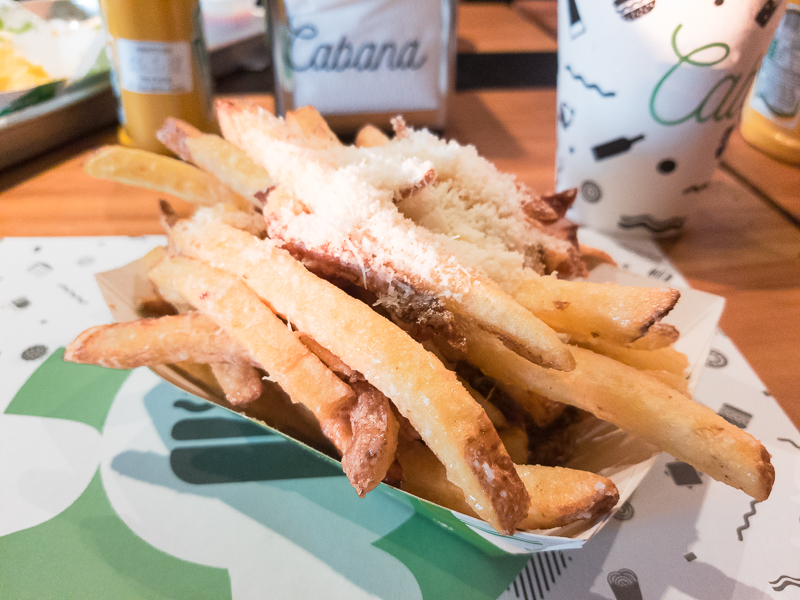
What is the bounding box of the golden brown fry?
[510,273,680,344]
[461,324,774,501]
[211,363,264,406]
[578,243,617,271]
[498,426,529,465]
[149,255,357,452]
[355,124,390,148]
[84,146,253,212]
[396,439,619,531]
[158,118,275,203]
[569,332,689,377]
[343,381,400,497]
[286,105,342,147]
[497,383,567,428]
[169,216,530,534]
[626,322,680,350]
[299,333,399,496]
[64,311,252,368]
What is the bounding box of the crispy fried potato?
[626,322,680,350]
[343,381,400,497]
[211,363,264,406]
[149,255,358,455]
[286,106,342,147]
[168,216,530,534]
[355,124,390,148]
[84,146,253,212]
[460,323,774,501]
[510,273,680,344]
[396,439,619,530]
[158,118,275,203]
[216,98,575,373]
[64,311,252,368]
[569,332,689,377]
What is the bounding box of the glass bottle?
[99,0,217,154]
[740,2,800,164]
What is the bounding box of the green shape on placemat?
[0,469,231,599]
[4,348,130,431]
[373,498,529,600]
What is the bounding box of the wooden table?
[1,2,798,430]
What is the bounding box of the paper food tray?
[95,254,725,555]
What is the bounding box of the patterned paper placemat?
[1,235,798,600]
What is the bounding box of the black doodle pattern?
[706,349,728,368]
[592,135,644,160]
[28,262,52,276]
[614,0,656,21]
[614,501,635,521]
[656,159,677,174]
[647,267,673,282]
[565,65,615,97]
[717,403,752,429]
[777,438,800,450]
[567,0,585,38]
[684,552,697,562]
[736,500,759,541]
[12,297,30,309]
[510,551,571,600]
[715,125,735,158]
[607,568,643,600]
[666,461,703,487]
[58,284,88,305]
[771,575,800,592]
[580,180,603,203]
[558,103,575,129]
[77,256,95,266]
[756,0,780,27]
[21,345,47,361]
[682,183,709,194]
[618,214,685,233]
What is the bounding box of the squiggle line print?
[565,66,616,97]
[770,575,800,592]
[736,500,759,541]
[777,437,800,450]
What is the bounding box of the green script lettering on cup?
[650,25,758,126]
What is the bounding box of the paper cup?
[556,0,784,237]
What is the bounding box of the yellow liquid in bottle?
[100,0,218,154]
[740,2,800,165]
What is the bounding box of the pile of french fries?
[64,102,774,536]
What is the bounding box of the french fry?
[460,323,774,501]
[343,381,399,497]
[211,363,264,406]
[508,272,680,344]
[168,216,530,534]
[396,439,619,531]
[625,322,680,350]
[568,331,689,377]
[216,98,576,372]
[158,118,275,203]
[149,255,358,458]
[286,105,342,147]
[355,124,390,148]
[84,146,253,212]
[299,333,399,495]
[64,311,252,368]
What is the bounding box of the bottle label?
[751,6,800,126]
[279,0,444,115]
[115,38,194,94]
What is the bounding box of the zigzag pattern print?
[736,500,759,541]
[565,66,616,97]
